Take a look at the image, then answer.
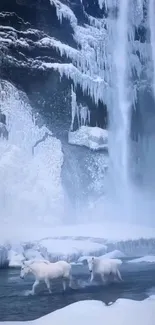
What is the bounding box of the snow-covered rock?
[99,250,126,259]
[37,238,107,262]
[128,255,155,264]
[68,126,108,151]
[8,250,25,268]
[0,237,107,268]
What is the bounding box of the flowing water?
[0,262,155,321]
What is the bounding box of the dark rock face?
[0,0,107,134]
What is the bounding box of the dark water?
[0,262,155,321]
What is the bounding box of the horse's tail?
[116,268,123,282]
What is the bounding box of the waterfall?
[1,0,155,228]
[149,0,155,97]
[0,81,66,227]
[112,0,130,189]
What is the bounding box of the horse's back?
[56,260,71,272]
[96,258,118,274]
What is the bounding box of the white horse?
[20,259,72,295]
[87,257,123,284]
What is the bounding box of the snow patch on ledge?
[68,126,108,151]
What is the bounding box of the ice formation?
[0,81,65,227]
[68,126,108,151]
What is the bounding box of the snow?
[77,255,122,265]
[1,222,154,244]
[6,222,153,242]
[0,237,107,268]
[37,238,106,262]
[100,250,126,259]
[8,251,25,268]
[128,255,155,264]
[1,299,154,325]
[68,126,108,151]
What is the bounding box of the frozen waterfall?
[0,81,66,227]
[1,0,155,230]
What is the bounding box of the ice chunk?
[128,255,155,264]
[68,126,108,151]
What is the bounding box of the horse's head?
[87,257,95,273]
[20,262,31,279]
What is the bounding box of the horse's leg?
[45,278,52,294]
[101,273,106,284]
[69,274,74,288]
[62,279,67,292]
[31,280,40,295]
[90,272,94,283]
[116,269,123,282]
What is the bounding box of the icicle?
[70,86,77,131]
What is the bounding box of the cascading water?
[1,0,155,229]
[0,81,66,227]
[149,0,155,97]
[109,0,130,194]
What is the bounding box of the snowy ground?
[1,298,154,325]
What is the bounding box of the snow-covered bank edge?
[1,298,154,325]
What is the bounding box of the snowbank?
[1,299,154,325]
[0,222,155,268]
[37,238,106,262]
[68,126,108,151]
[128,255,155,264]
[0,238,107,268]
